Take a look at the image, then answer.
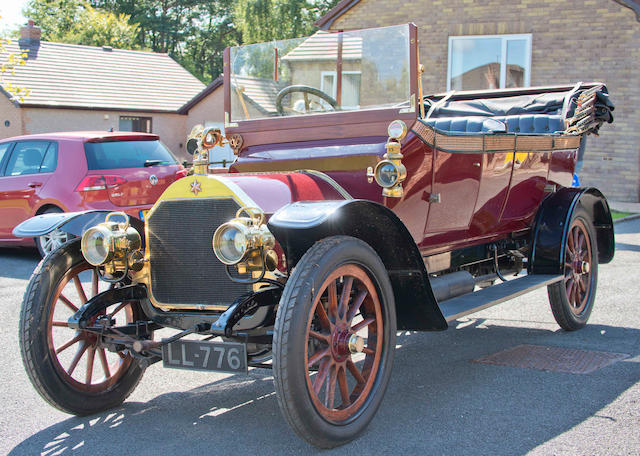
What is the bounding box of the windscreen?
[84,140,178,170]
[229,24,411,122]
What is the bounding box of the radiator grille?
[147,198,251,307]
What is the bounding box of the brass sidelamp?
[367,120,408,198]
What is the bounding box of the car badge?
[149,175,158,186]
[190,180,202,196]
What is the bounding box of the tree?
[22,0,342,83]
[23,0,141,49]
[22,0,81,43]
[234,0,335,44]
[181,1,241,82]
[65,5,140,49]
[91,0,200,54]
[91,0,240,81]
[0,17,30,102]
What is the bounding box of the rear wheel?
[35,207,70,257]
[273,236,396,448]
[19,239,145,415]
[547,208,598,330]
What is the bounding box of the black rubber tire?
[547,207,598,331]
[19,239,145,415]
[35,207,72,258]
[273,236,396,448]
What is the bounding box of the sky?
[0,0,29,34]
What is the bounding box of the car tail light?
[76,175,127,191]
[104,175,127,187]
[175,168,189,179]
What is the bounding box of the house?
[0,22,226,162]
[315,0,640,202]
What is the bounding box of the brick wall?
[330,0,640,202]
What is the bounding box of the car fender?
[34,199,71,216]
[268,200,447,331]
[529,187,614,275]
[12,210,145,242]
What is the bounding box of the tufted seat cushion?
[424,114,564,134]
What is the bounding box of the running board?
[439,274,563,322]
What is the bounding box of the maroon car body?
[13,24,615,449]
[0,131,185,252]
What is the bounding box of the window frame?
[447,34,532,91]
[320,70,363,110]
[0,141,15,176]
[39,142,59,174]
[3,140,54,177]
[119,116,153,133]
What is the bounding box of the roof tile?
[0,41,205,112]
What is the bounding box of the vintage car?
[14,24,615,448]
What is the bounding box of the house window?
[119,116,152,133]
[320,71,362,109]
[447,34,531,91]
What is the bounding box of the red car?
[0,131,186,256]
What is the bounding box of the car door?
[500,149,551,221]
[424,149,483,237]
[469,150,514,235]
[0,141,56,240]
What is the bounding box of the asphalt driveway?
[1,220,638,455]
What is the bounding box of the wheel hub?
[331,328,367,361]
[572,259,590,275]
[348,334,365,354]
[331,329,352,361]
[580,261,590,274]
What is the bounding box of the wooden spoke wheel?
[562,219,593,315]
[548,208,598,330]
[273,236,396,448]
[305,264,382,422]
[47,264,134,392]
[19,239,145,415]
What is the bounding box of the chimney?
[19,20,41,48]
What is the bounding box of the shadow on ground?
[10,321,639,456]
[615,242,640,253]
[0,248,40,280]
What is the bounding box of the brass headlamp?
[367,120,408,198]
[80,212,142,277]
[212,207,277,273]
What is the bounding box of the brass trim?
[296,169,354,200]
[138,196,246,312]
[411,120,583,154]
[516,135,553,151]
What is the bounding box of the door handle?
[28,182,43,188]
[422,192,441,203]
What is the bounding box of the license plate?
[162,340,247,374]
[139,209,149,221]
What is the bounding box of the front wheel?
[19,239,145,415]
[273,236,396,448]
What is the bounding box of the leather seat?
[425,114,564,134]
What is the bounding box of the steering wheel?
[275,85,339,115]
